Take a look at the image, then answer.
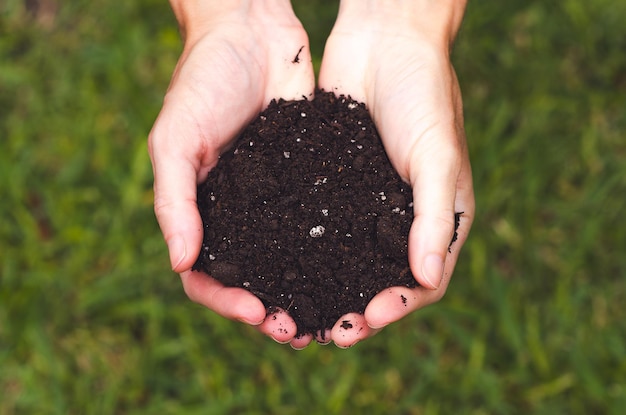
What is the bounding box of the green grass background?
[2,0,625,413]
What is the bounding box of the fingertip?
[180,270,267,324]
[229,291,267,326]
[290,333,314,350]
[364,286,423,329]
[331,313,370,348]
[258,308,298,344]
[315,329,332,345]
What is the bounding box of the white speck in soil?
[321,209,329,216]
[283,151,291,159]
[309,225,325,238]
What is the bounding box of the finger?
[330,313,379,348]
[256,308,298,344]
[315,329,332,345]
[406,132,463,290]
[290,333,314,350]
[148,118,213,272]
[149,68,255,273]
[365,159,473,329]
[365,286,437,330]
[180,269,266,325]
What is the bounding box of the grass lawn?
[1,0,625,413]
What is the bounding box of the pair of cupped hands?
[148,1,474,349]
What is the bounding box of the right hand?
[148,0,316,348]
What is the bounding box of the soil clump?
[193,91,459,336]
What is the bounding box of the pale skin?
[148,0,475,349]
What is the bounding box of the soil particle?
[193,91,460,336]
[292,45,304,64]
[340,320,353,330]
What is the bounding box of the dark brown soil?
[193,91,459,337]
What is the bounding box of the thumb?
[148,125,213,273]
[407,143,461,290]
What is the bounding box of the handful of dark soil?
[193,91,456,336]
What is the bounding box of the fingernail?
[167,236,186,271]
[290,344,307,351]
[367,322,388,330]
[269,335,290,345]
[422,254,444,289]
[337,340,360,349]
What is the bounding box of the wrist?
[168,0,236,42]
[169,0,300,45]
[337,0,467,47]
